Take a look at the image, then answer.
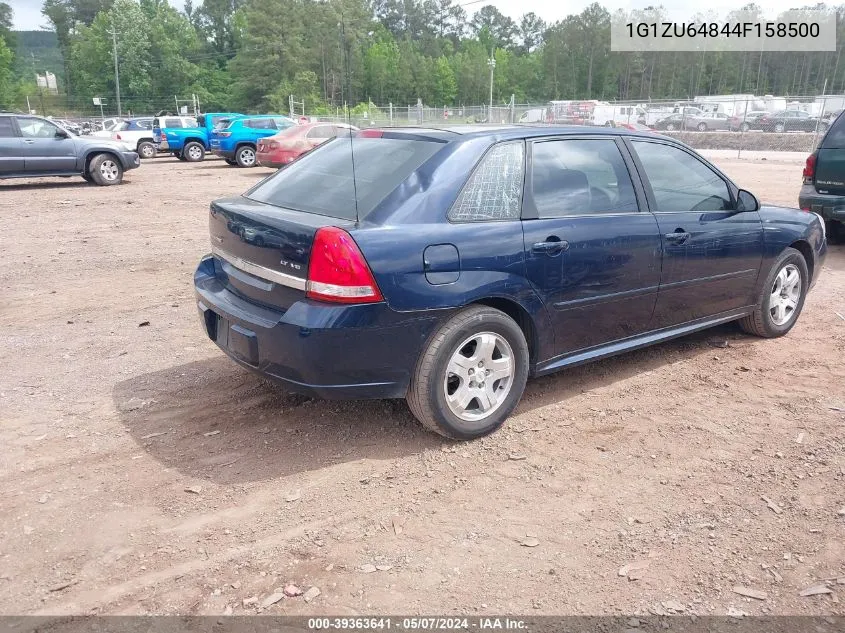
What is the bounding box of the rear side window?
[0,116,15,137]
[246,137,443,220]
[531,139,638,217]
[631,141,731,212]
[821,112,845,148]
[448,142,524,222]
[164,118,183,128]
[246,118,275,130]
[307,125,336,140]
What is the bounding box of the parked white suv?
[111,116,196,158]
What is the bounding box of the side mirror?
[736,189,759,212]
[55,128,69,139]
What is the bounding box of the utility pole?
[108,24,122,117]
[487,49,496,117]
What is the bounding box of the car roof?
[375,125,660,143]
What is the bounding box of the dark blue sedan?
[194,126,827,439]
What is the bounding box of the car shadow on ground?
[0,179,90,190]
[113,322,741,485]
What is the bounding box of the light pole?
[487,51,496,119]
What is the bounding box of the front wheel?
[740,122,750,132]
[738,247,808,338]
[236,145,257,167]
[774,123,785,133]
[407,306,529,440]
[88,153,123,186]
[666,123,676,131]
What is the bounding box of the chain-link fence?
[311,94,845,158]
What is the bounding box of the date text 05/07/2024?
[306,617,527,630]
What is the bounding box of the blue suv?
[211,115,296,167]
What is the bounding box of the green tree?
[431,55,456,104]
[0,35,13,108]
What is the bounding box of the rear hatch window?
[815,112,845,194]
[245,136,444,220]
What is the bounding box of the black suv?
[0,113,140,185]
[799,110,845,242]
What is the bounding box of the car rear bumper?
[194,255,441,400]
[799,185,845,221]
[256,150,295,168]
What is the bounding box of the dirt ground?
[1,155,843,617]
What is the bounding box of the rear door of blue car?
[520,134,662,357]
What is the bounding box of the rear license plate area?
[205,310,259,366]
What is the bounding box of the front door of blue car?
[626,139,763,327]
[521,136,662,357]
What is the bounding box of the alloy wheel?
[770,263,801,326]
[443,332,514,423]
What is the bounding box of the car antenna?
[340,10,360,222]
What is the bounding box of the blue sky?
[7,0,803,31]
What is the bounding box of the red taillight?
[803,153,816,182]
[357,129,384,138]
[306,227,383,304]
[269,141,278,150]
[115,133,122,140]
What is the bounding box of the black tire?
[236,145,257,168]
[774,123,785,133]
[666,123,676,131]
[137,141,156,159]
[738,247,808,338]
[88,153,123,186]
[82,172,93,183]
[183,141,205,162]
[740,122,750,132]
[176,153,187,161]
[697,122,707,131]
[225,158,238,166]
[407,306,529,440]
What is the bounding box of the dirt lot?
[1,155,843,617]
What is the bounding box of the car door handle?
[22,139,35,144]
[664,231,691,244]
[532,240,569,254]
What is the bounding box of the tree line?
[1,0,844,115]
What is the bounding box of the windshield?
[245,137,444,220]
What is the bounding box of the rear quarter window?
[245,137,444,220]
[448,142,525,222]
[821,112,845,148]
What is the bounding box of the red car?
[256,122,357,167]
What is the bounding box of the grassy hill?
[13,30,64,88]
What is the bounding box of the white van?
[592,104,645,127]
[518,108,547,124]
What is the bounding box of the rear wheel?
[738,247,808,338]
[88,153,123,186]
[740,122,750,132]
[225,158,238,166]
[666,123,676,131]
[236,145,257,168]
[407,306,529,440]
[137,141,156,159]
[774,122,785,133]
[183,142,205,162]
[697,122,707,131]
